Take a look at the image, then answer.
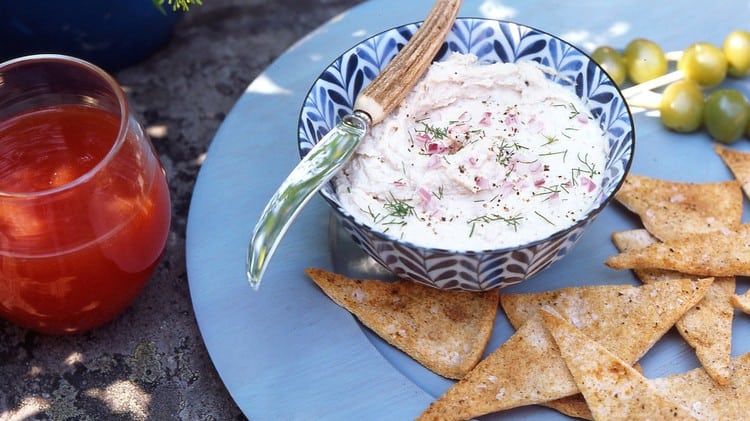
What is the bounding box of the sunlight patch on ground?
[194,152,207,166]
[85,380,151,421]
[64,352,84,366]
[146,124,169,139]
[1,396,50,421]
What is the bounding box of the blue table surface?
[186,1,750,419]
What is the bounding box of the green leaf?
[153,0,203,13]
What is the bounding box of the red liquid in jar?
[0,105,171,334]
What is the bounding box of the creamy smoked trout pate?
[334,53,609,250]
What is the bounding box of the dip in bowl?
[298,18,634,291]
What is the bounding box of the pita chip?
[417,278,711,420]
[611,229,684,282]
[651,352,750,419]
[731,289,750,314]
[449,327,633,421]
[605,224,750,277]
[614,174,742,241]
[612,229,736,385]
[539,308,698,421]
[715,144,750,198]
[500,278,713,363]
[305,268,498,379]
[541,363,644,421]
[540,395,592,420]
[416,315,575,421]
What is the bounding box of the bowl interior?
[298,18,634,254]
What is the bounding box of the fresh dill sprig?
[552,102,584,120]
[538,149,568,162]
[432,185,444,200]
[542,134,560,145]
[534,211,555,225]
[567,103,581,120]
[415,119,450,140]
[363,194,415,227]
[467,213,524,237]
[494,139,527,167]
[380,193,415,226]
[363,206,384,224]
[532,183,569,200]
[572,153,598,179]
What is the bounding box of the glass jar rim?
[0,54,130,198]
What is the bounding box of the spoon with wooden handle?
[246,0,463,289]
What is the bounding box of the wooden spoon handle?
[353,0,462,124]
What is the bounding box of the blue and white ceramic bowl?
[298,18,634,291]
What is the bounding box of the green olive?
[723,30,750,78]
[703,89,749,143]
[677,42,727,88]
[623,38,668,84]
[591,46,627,86]
[659,80,704,133]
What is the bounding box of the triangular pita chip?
[715,144,750,198]
[539,308,698,420]
[499,278,713,363]
[416,278,711,420]
[612,229,735,385]
[651,352,750,419]
[305,268,498,379]
[614,174,742,241]
[731,289,750,314]
[605,224,750,277]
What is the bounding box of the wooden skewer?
[621,50,686,108]
[622,70,684,102]
[624,91,664,110]
[665,50,684,62]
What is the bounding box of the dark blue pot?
[0,1,181,71]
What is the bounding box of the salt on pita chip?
[715,144,750,198]
[541,365,646,420]
[731,289,750,314]
[416,315,574,421]
[539,308,698,421]
[651,352,750,419]
[671,277,735,386]
[605,224,750,277]
[416,278,711,420]
[305,268,498,379]
[612,229,736,385]
[500,278,713,363]
[614,174,742,241]
[611,229,684,282]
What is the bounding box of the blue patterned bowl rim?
[298,17,635,255]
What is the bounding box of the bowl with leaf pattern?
[298,18,634,291]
